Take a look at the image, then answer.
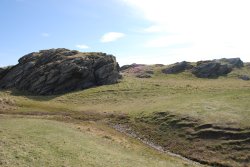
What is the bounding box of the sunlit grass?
[0,116,195,167]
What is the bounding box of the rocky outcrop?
[120,64,154,78]
[160,58,243,78]
[120,64,145,71]
[0,48,120,95]
[192,61,232,78]
[191,58,243,78]
[215,58,244,68]
[239,75,250,81]
[0,66,13,80]
[162,61,193,74]
[0,68,5,80]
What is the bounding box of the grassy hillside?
[0,116,197,167]
[0,64,249,166]
[2,65,249,127]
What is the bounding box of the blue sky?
[1,0,250,66]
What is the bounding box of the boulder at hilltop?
[214,58,244,68]
[191,58,244,78]
[192,61,232,78]
[0,48,120,95]
[162,61,193,74]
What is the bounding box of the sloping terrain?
[0,60,249,166]
[0,116,197,167]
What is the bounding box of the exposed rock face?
[0,68,5,80]
[192,61,232,78]
[120,63,145,71]
[0,66,13,80]
[162,61,193,74]
[0,48,120,95]
[239,75,250,81]
[215,58,244,68]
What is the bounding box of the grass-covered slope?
[0,116,198,167]
[2,64,249,127]
[0,63,250,166]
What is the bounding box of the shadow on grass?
[7,88,61,101]
[3,88,89,101]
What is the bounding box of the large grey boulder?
[162,61,193,74]
[215,58,244,68]
[0,48,120,95]
[192,61,232,78]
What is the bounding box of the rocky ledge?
[162,58,244,78]
[191,58,243,78]
[0,48,120,95]
[162,61,193,74]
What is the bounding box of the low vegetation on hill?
[0,51,249,167]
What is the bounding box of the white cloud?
[143,25,163,33]
[120,0,250,62]
[145,35,190,48]
[75,44,89,49]
[100,32,125,43]
[41,33,50,37]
